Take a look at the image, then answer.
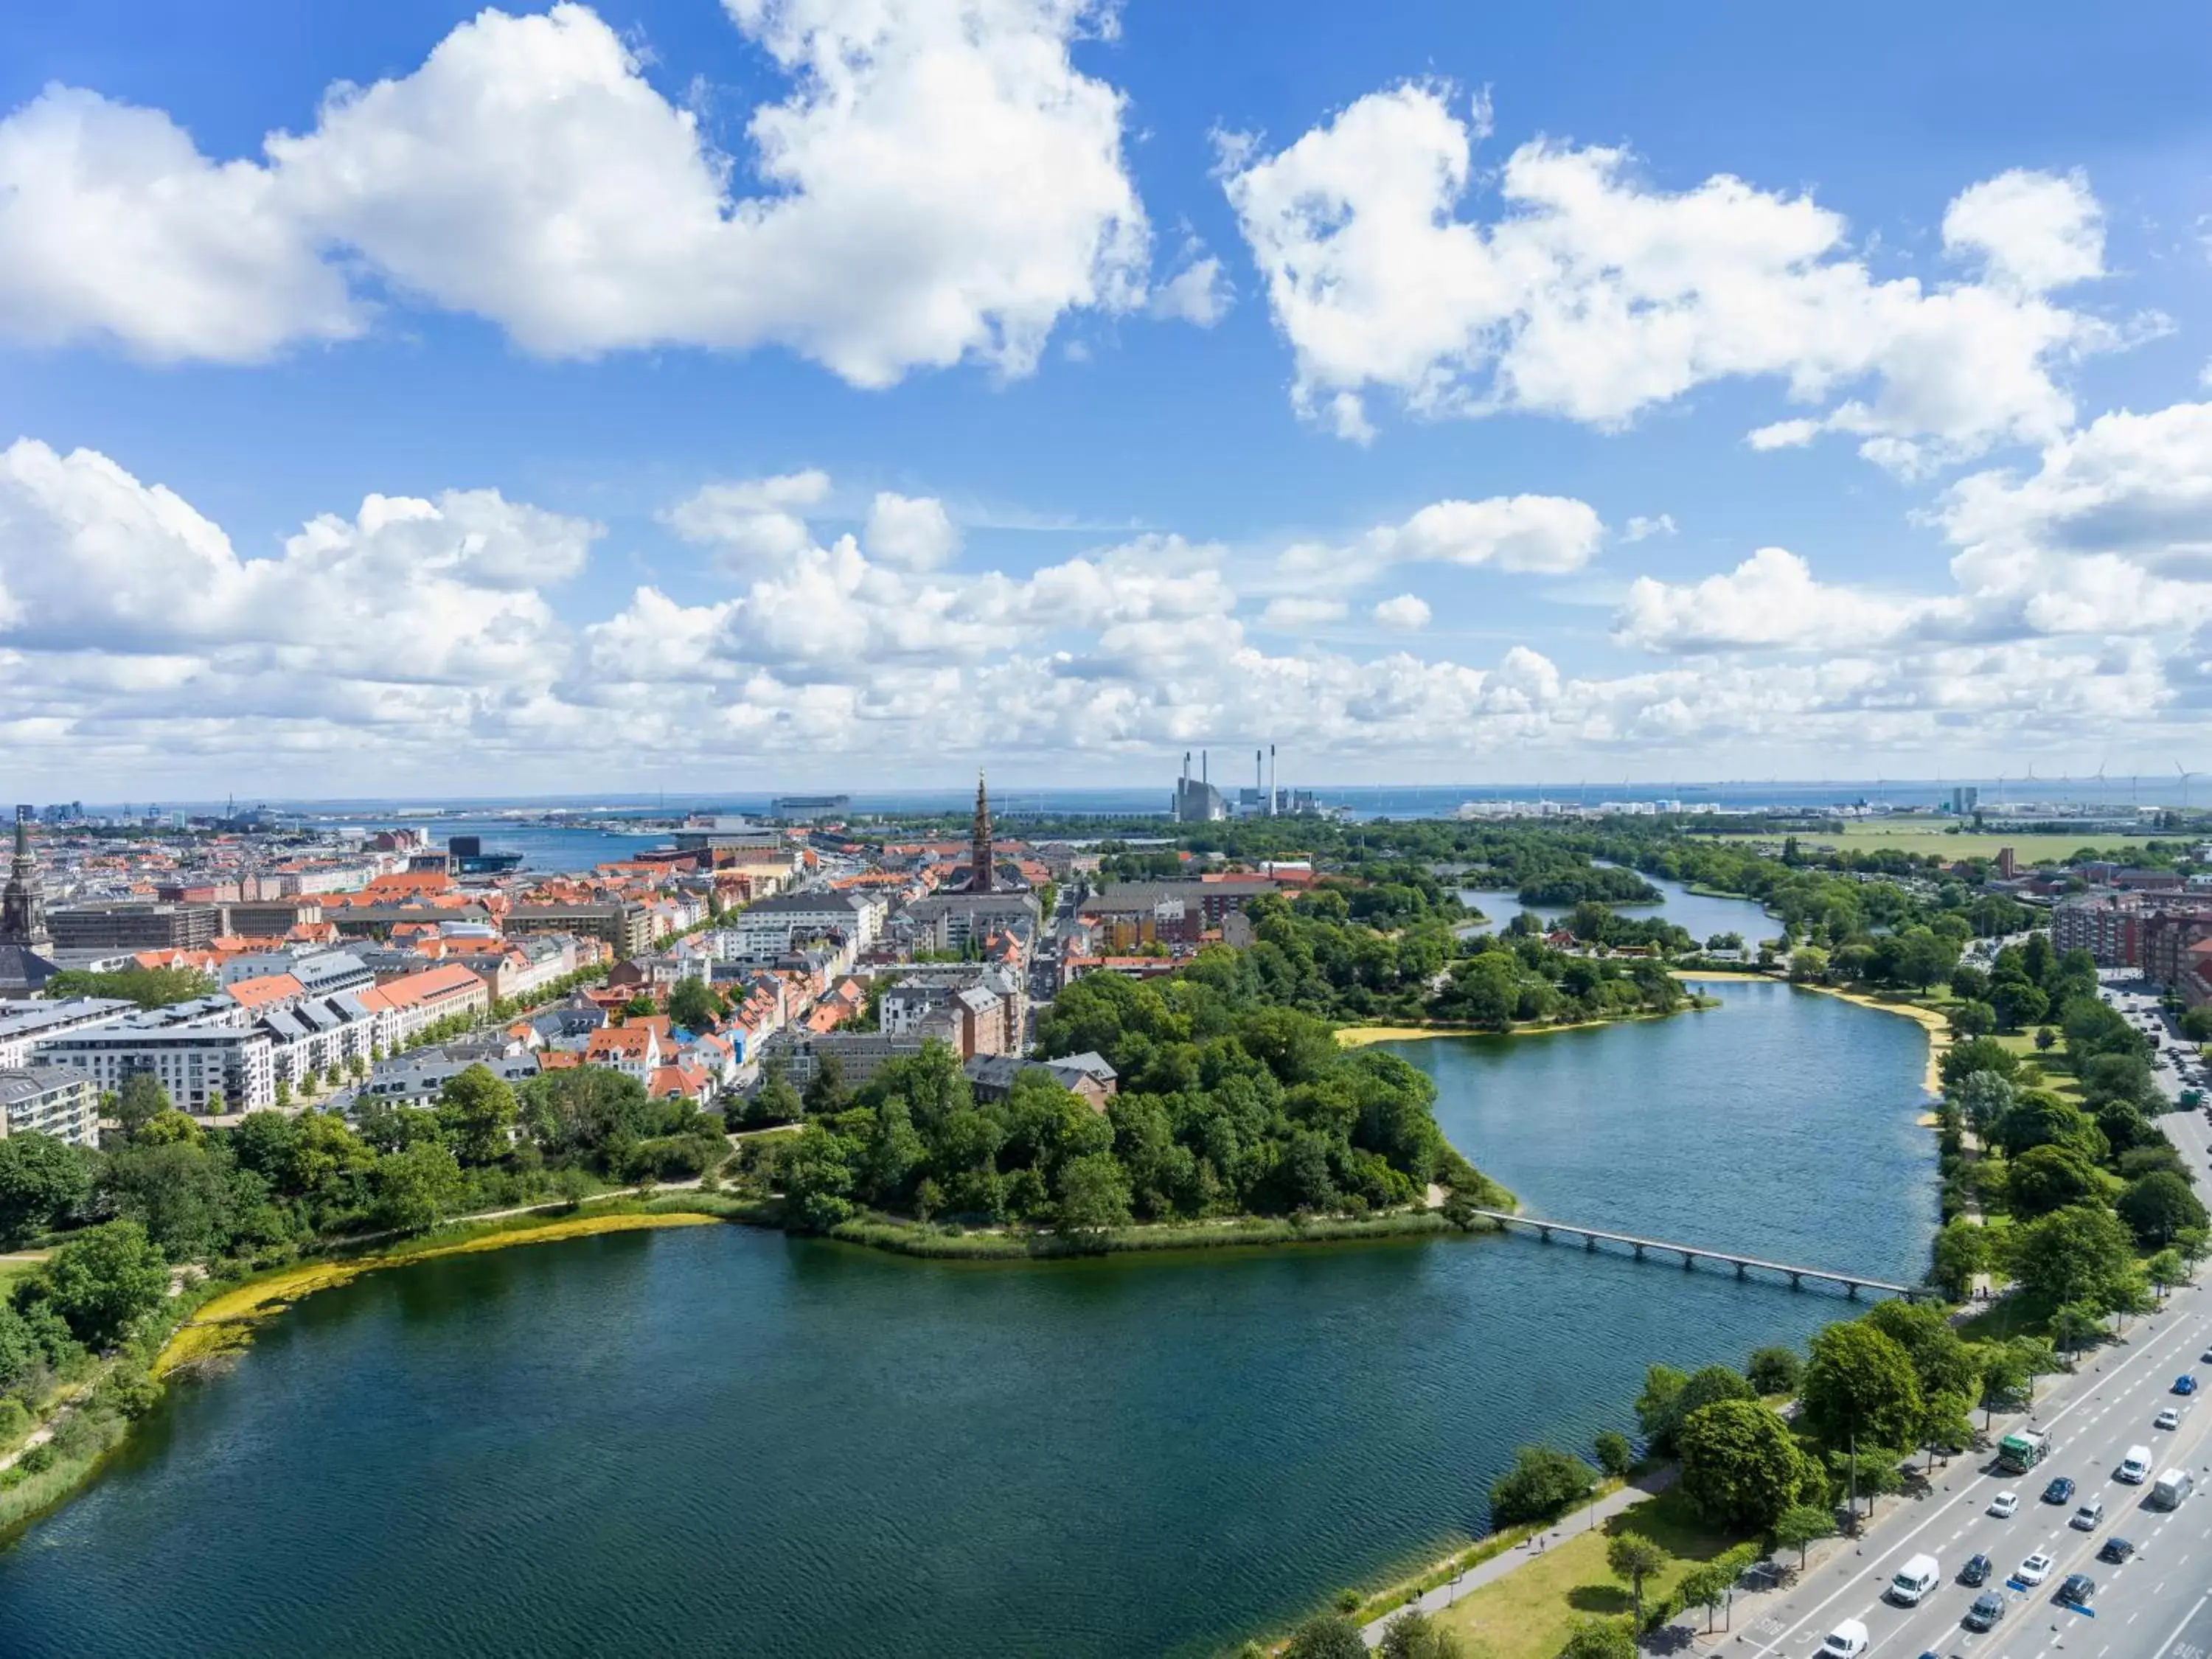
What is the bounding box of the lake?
[0,891,1937,1658]
[1461,869,1771,945]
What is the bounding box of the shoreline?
[1673,967,1950,1093]
[1335,1002,1711,1049]
[157,1208,728,1377]
[0,1200,745,1544]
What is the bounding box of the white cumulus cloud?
[863,492,962,570]
[1222,83,2114,466]
[1371,594,1431,630]
[0,1,1152,382]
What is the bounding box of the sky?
[3,0,2211,799]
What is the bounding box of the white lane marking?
[2153,1589,2212,1658]
[1744,1309,2212,1657]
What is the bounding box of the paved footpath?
[1358,1468,1680,1647]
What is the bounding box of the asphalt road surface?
[1736,979,2212,1658]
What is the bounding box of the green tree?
[1978,1346,2030,1427]
[1746,1345,1803,1397]
[1916,1388,1975,1470]
[113,1072,171,1138]
[1863,1298,1979,1403]
[1940,1037,2019,1093]
[2148,1247,2189,1298]
[2051,1300,2105,1358]
[1604,1532,1669,1632]
[33,1219,169,1347]
[2006,1144,2103,1217]
[0,1132,95,1248]
[780,1124,856,1231]
[1593,1429,1634,1480]
[1771,1502,1832,1568]
[1675,1553,1752,1635]
[1555,1621,1635,1659]
[1489,1445,1599,1525]
[667,978,723,1032]
[1930,1217,1990,1301]
[1054,1152,1133,1234]
[1947,1000,1997,1037]
[436,1065,521,1166]
[742,1063,804,1130]
[1283,1614,1366,1659]
[100,1139,239,1259]
[1632,1363,1686,1445]
[44,965,216,1009]
[371,1141,465,1233]
[1798,1321,1923,1452]
[1376,1610,1470,1659]
[1644,1364,1758,1457]
[2009,1203,2142,1308]
[801,1054,848,1116]
[2034,1025,2056,1051]
[2116,1171,2210,1249]
[1676,1399,1808,1530]
[1824,1443,1905,1516]
[136,1109,204,1147]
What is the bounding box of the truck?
[1997,1429,2051,1473]
[2154,1468,2195,1509]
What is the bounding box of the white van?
[2121,1444,2153,1484]
[2155,1468,2196,1509]
[1887,1553,1941,1607]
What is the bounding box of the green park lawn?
[1706,823,2163,860]
[1431,1487,1742,1659]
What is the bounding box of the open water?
[0,891,1939,1658]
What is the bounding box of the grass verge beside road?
[1428,1486,1739,1659]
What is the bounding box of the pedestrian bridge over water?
[1462,1208,1922,1300]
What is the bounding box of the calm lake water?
[1461,869,1770,944]
[0,890,1936,1659]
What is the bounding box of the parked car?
[1963,1591,2007,1632]
[2017,1551,2054,1585]
[2157,1407,2183,1430]
[2099,1536,2135,1563]
[1987,1489,2019,1518]
[2058,1572,2097,1607]
[2043,1475,2076,1504]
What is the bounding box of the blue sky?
[3,0,2211,796]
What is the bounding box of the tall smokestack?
[1202,750,1208,786]
[1269,744,1278,815]
[1256,748,1264,802]
[1182,750,1190,784]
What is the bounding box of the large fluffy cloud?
[0,1,1151,381]
[1,437,2196,789]
[1615,400,2212,655]
[1222,84,2116,468]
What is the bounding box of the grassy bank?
[828,1208,1472,1262]
[1431,1486,1740,1659]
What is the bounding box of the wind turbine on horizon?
[2179,761,2201,812]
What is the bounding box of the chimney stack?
[1269,744,1278,815]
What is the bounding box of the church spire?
[1,804,51,950]
[968,769,994,894]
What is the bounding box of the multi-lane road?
[1737,978,2212,1658]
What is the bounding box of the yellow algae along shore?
[159,1211,719,1375]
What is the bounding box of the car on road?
[2202,1349,2212,1365]
[2042,1475,2076,1503]
[1963,1590,2007,1631]
[2158,1406,2183,1430]
[1959,1552,1992,1586]
[2072,1498,2104,1529]
[2177,1374,2199,1395]
[2100,1536,2135,1563]
[2058,1572,2097,1607]
[1987,1489,2019,1517]
[2017,1551,2054,1585]
[1818,1618,1869,1657]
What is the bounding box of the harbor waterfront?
[0,977,1940,1659]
